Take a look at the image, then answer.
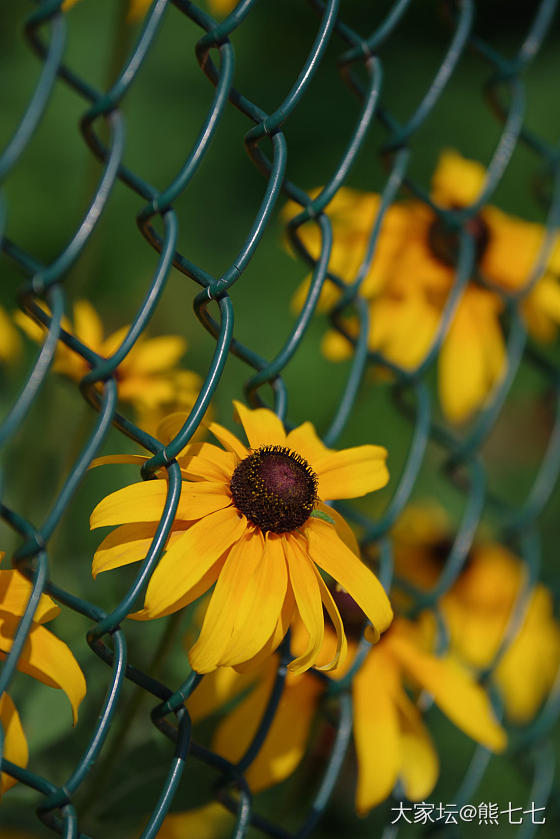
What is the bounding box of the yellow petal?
[188,531,266,673]
[213,659,319,792]
[208,421,249,459]
[0,570,59,624]
[157,803,233,839]
[245,675,321,792]
[93,521,162,578]
[127,335,187,375]
[136,507,247,620]
[306,518,393,636]
[353,651,401,814]
[232,586,295,674]
[0,693,28,795]
[90,480,231,529]
[388,636,507,752]
[313,445,389,500]
[220,533,288,668]
[233,401,286,449]
[439,290,505,424]
[396,691,439,801]
[178,443,237,482]
[72,300,104,351]
[286,421,330,463]
[312,568,347,671]
[284,537,324,674]
[186,666,259,724]
[321,329,353,361]
[431,149,486,208]
[317,502,360,556]
[89,454,149,470]
[0,619,86,725]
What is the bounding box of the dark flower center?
[428,211,490,267]
[329,586,367,642]
[429,536,473,571]
[230,445,318,534]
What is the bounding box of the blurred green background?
[1,0,559,836]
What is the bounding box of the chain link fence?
[1,0,560,837]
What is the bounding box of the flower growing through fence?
[15,299,202,435]
[0,567,87,794]
[90,401,393,673]
[393,504,560,723]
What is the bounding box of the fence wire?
[1,0,559,837]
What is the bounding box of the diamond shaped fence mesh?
[1,1,560,837]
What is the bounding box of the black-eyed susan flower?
[16,299,201,434]
[170,604,505,819]
[317,151,560,423]
[0,567,86,794]
[90,402,393,673]
[393,504,560,723]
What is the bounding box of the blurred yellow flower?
[0,567,86,794]
[393,504,560,723]
[173,607,505,819]
[301,151,560,423]
[15,299,201,435]
[89,401,392,674]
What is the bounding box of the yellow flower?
[174,610,505,818]
[393,504,560,723]
[320,150,560,423]
[0,567,86,794]
[90,402,393,673]
[284,187,409,312]
[15,300,200,431]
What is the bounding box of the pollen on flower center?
[229,445,318,533]
[428,210,490,267]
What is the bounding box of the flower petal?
[286,421,330,463]
[72,300,104,351]
[188,531,265,673]
[208,421,249,459]
[284,536,324,674]
[186,666,259,724]
[135,507,247,621]
[314,446,389,500]
[232,586,295,674]
[312,568,347,672]
[388,636,507,752]
[0,570,59,624]
[233,400,286,449]
[93,522,161,578]
[0,693,28,795]
[213,658,319,792]
[353,651,401,814]
[157,803,232,839]
[306,517,393,636]
[127,336,187,374]
[220,532,288,668]
[396,691,439,801]
[90,480,231,529]
[0,619,86,725]
[178,443,237,482]
[317,501,360,556]
[89,454,150,470]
